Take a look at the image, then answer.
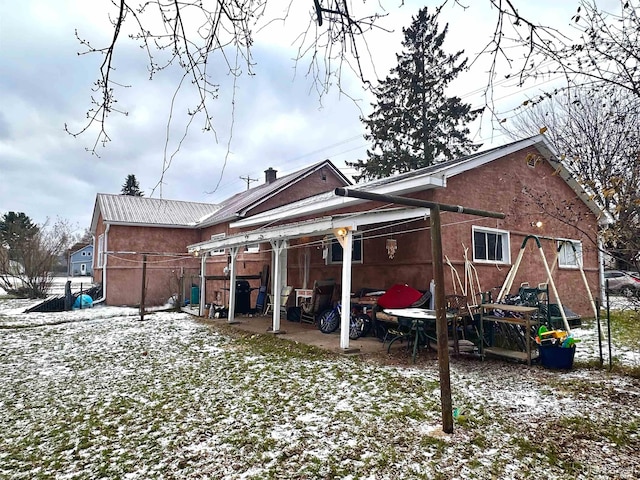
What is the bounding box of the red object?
[376,284,423,309]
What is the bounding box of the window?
[82,251,86,256]
[87,251,92,256]
[557,239,582,268]
[473,227,510,264]
[327,233,363,264]
[245,244,260,254]
[210,233,226,255]
[97,234,104,268]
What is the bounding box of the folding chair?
[265,286,292,316]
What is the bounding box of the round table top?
[383,308,438,319]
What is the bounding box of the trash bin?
[539,345,576,370]
[235,280,252,314]
[190,285,200,306]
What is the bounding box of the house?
[68,243,94,276]
[90,160,350,306]
[187,135,611,348]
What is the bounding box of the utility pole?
[240,175,258,190]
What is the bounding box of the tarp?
[376,284,422,309]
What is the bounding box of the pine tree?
[0,212,39,261]
[121,174,144,196]
[348,8,481,182]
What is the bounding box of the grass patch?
[2,307,639,479]
[578,311,640,377]
[512,436,584,475]
[606,309,640,346]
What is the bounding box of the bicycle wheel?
[359,313,372,337]
[318,308,339,333]
[349,315,361,339]
[349,314,371,339]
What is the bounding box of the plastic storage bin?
[539,345,576,369]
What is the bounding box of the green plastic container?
[190,286,200,306]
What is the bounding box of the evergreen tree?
[348,8,481,182]
[0,212,39,261]
[121,174,144,196]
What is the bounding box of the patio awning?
[187,206,430,254]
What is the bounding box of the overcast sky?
[0,0,587,233]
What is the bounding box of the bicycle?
[317,302,372,339]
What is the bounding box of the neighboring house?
[68,244,93,276]
[90,161,350,306]
[188,135,611,339]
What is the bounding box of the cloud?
[1,0,577,232]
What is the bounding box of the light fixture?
[530,221,543,228]
[194,247,200,257]
[332,227,351,249]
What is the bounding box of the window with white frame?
[327,233,363,264]
[97,234,104,268]
[210,233,226,255]
[557,239,582,268]
[245,244,260,254]
[473,227,510,264]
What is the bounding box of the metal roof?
[90,160,350,232]
[91,194,220,230]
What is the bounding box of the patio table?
[382,308,441,363]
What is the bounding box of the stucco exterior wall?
[93,219,202,306]
[249,168,348,216]
[425,147,600,317]
[286,147,600,317]
[91,148,601,316]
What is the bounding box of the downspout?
[94,224,110,304]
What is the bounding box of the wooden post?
[140,254,147,321]
[177,267,184,311]
[334,188,504,434]
[430,205,453,433]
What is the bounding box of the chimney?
[265,168,277,184]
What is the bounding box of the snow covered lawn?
[1,300,639,479]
